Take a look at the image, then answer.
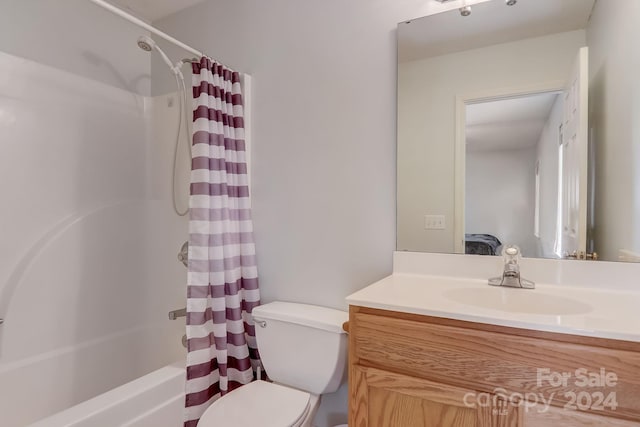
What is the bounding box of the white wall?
[153,1,498,426]
[398,30,586,252]
[587,0,640,261]
[0,0,151,95]
[465,147,537,256]
[155,1,437,319]
[534,95,563,258]
[0,3,189,424]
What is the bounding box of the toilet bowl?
[197,302,349,427]
[198,380,319,427]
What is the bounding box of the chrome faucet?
[488,245,535,289]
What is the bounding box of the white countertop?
[346,273,640,342]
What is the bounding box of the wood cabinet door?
[524,406,640,426]
[350,366,521,427]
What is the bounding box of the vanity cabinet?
[347,306,640,427]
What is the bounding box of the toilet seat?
[198,380,311,427]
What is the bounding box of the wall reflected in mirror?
[397,0,640,262]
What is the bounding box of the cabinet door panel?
[369,386,476,427]
[525,406,640,426]
[350,366,520,427]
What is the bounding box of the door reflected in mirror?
[396,0,640,262]
[464,92,563,258]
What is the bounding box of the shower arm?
[87,0,203,58]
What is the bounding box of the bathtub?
[28,360,185,427]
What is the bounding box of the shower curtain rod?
[87,0,203,58]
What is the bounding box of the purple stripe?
[186,331,253,351]
[193,106,245,129]
[185,308,211,325]
[187,277,259,298]
[248,347,261,361]
[192,58,241,83]
[226,357,252,373]
[192,57,235,77]
[186,382,220,407]
[192,78,240,97]
[192,131,247,151]
[244,322,256,338]
[223,137,244,151]
[186,356,252,381]
[191,157,248,174]
[191,87,243,106]
[213,335,227,349]
[187,279,260,298]
[240,277,260,290]
[225,277,241,295]
[192,83,243,106]
[186,359,219,380]
[213,308,227,324]
[193,131,224,147]
[226,306,245,322]
[190,182,250,197]
[242,298,261,310]
[187,286,208,299]
[192,89,242,109]
[187,306,250,326]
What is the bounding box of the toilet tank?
[252,302,349,395]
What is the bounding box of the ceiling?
[399,0,596,62]
[466,92,560,152]
[106,0,207,22]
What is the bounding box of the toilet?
[198,301,350,427]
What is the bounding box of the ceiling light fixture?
[506,0,517,5]
[459,5,472,16]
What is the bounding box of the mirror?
[397,0,640,262]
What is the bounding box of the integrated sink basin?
[346,253,640,342]
[443,287,593,316]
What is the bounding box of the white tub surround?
[28,360,185,427]
[346,252,640,343]
[0,50,187,427]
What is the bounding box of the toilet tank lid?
[252,302,348,334]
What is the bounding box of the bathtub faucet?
[168,308,187,320]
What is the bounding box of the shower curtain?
[184,57,261,427]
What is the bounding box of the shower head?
[136,35,181,75]
[137,35,155,52]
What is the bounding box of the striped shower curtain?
[184,57,261,427]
